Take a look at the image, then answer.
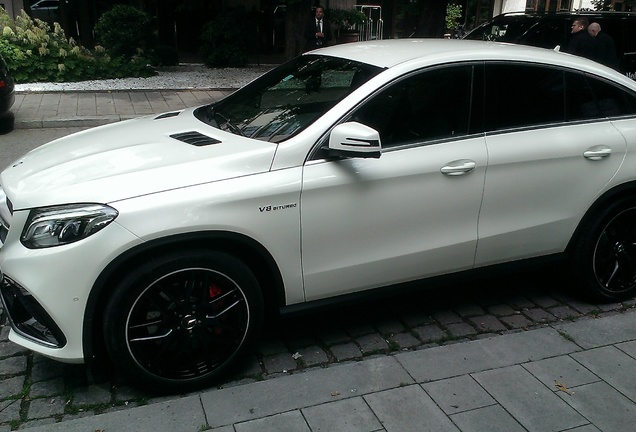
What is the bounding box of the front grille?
[0,219,7,245]
[0,275,67,348]
[0,186,11,246]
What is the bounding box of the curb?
[13,87,239,94]
[14,116,132,129]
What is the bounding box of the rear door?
[475,62,627,266]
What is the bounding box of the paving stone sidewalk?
[10,89,235,129]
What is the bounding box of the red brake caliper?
[209,284,224,335]
[209,284,222,298]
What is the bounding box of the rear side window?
[484,63,564,131]
[566,72,636,120]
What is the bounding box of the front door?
[299,64,487,301]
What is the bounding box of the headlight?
[21,204,118,249]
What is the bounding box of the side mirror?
[328,122,382,159]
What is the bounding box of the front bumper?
[0,272,67,348]
[0,207,144,364]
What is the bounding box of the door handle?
[441,159,476,176]
[583,145,612,161]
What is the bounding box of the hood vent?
[155,111,181,120]
[170,131,222,147]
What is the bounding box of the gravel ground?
[14,64,276,92]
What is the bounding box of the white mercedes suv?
[2,39,636,392]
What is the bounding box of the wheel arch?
[566,180,636,254]
[81,231,286,364]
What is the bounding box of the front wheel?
[571,199,636,302]
[103,250,264,392]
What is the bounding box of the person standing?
[588,22,619,70]
[565,18,595,59]
[304,6,332,51]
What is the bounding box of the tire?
[571,198,636,302]
[103,250,264,392]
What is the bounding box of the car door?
[475,63,628,266]
[299,65,488,301]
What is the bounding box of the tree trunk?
[284,0,312,61]
[414,0,448,38]
[77,0,96,48]
[157,1,178,47]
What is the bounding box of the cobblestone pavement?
[2,267,634,430]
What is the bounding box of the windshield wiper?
[214,110,246,137]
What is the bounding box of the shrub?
[199,9,248,68]
[0,9,154,83]
[94,5,157,60]
[446,4,463,32]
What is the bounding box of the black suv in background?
[0,54,15,114]
[464,12,636,80]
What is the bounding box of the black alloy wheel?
[571,199,636,302]
[592,207,636,296]
[103,251,264,392]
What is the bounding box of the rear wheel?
[571,199,636,302]
[103,250,263,392]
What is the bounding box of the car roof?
[313,39,551,68]
[310,39,636,90]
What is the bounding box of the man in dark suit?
[588,22,619,70]
[565,18,595,59]
[304,6,332,51]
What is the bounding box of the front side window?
[194,55,382,143]
[349,65,474,148]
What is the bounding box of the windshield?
[464,16,541,43]
[194,55,383,143]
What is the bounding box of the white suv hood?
[1,109,277,209]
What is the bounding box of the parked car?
[464,11,636,80]
[29,0,60,24]
[0,54,15,114]
[2,39,636,392]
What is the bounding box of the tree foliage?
[93,5,157,59]
[590,0,635,9]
